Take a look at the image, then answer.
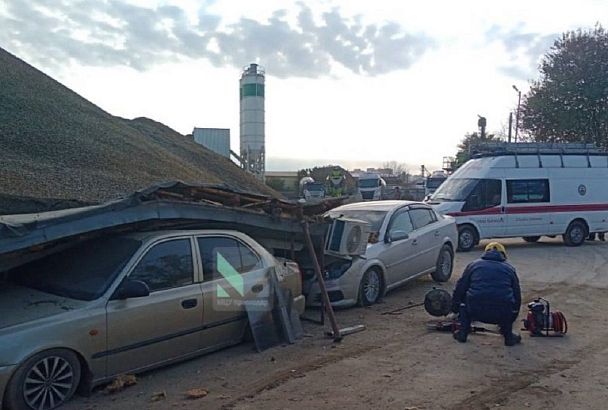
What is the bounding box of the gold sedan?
[0,230,304,410]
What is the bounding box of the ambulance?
[428,143,608,251]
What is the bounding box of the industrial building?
[192,128,231,158]
[190,63,266,179]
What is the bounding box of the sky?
[1,0,606,172]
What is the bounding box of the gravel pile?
[0,48,276,214]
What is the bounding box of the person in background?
[451,242,522,346]
[392,186,402,200]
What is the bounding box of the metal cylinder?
[239,63,265,179]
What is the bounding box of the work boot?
[504,333,522,346]
[453,330,467,343]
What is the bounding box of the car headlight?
[324,260,353,280]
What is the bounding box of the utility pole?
[477,115,487,140]
[508,112,513,143]
[513,85,522,143]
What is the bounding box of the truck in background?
[299,176,326,201]
[425,170,448,197]
[357,172,386,201]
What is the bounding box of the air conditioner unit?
[325,217,371,257]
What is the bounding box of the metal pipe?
[513,85,521,143]
[302,221,341,341]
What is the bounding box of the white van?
[428,144,608,251]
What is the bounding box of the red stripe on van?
[447,203,608,217]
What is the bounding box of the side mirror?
[385,230,409,243]
[116,279,150,299]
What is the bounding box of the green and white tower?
[239,63,265,179]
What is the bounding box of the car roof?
[330,200,422,213]
[121,229,246,242]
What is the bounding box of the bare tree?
[382,161,409,176]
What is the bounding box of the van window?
[507,179,550,203]
[462,179,502,212]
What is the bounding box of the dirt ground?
[65,238,608,410]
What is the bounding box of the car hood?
[0,284,86,330]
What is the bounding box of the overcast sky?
[1,0,606,171]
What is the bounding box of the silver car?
[305,201,458,307]
[0,230,304,410]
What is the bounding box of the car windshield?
[328,210,387,232]
[10,236,141,301]
[359,179,379,188]
[431,178,479,201]
[306,183,325,192]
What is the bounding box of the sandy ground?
[64,237,608,410]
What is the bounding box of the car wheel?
[358,268,383,306]
[4,349,81,410]
[523,236,541,243]
[431,245,454,282]
[457,225,477,252]
[563,220,587,247]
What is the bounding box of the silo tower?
[239,63,265,179]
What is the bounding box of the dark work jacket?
[451,250,521,313]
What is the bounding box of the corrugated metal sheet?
[192,128,230,158]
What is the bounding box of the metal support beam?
[302,221,341,342]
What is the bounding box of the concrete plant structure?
[239,63,266,179]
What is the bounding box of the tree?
[521,25,608,149]
[382,161,409,176]
[454,132,501,167]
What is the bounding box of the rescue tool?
[522,298,568,337]
[423,289,568,337]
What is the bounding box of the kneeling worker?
[451,242,522,346]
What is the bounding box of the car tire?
[457,225,477,252]
[4,349,81,410]
[522,236,541,243]
[563,220,587,247]
[358,268,383,306]
[431,244,454,282]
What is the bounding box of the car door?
[196,235,268,349]
[380,208,420,285]
[460,179,506,238]
[105,237,204,376]
[408,207,442,272]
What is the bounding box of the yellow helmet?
[485,242,507,258]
